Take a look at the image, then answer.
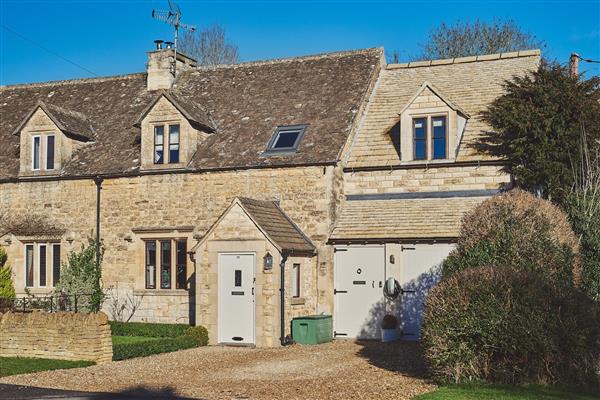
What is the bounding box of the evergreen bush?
[444,190,579,288]
[422,267,600,385]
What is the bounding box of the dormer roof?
[399,81,470,118]
[12,101,94,141]
[134,90,216,133]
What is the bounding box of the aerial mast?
[151,0,196,77]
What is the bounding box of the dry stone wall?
[0,311,113,363]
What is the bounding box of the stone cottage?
[0,44,540,346]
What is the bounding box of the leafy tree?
[0,247,16,299]
[477,63,600,205]
[54,238,104,312]
[418,19,544,60]
[179,24,239,66]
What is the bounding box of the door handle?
[379,281,382,288]
[372,280,374,288]
[252,287,254,296]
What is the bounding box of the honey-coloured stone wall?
[0,311,112,363]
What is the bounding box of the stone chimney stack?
[569,53,579,78]
[146,40,198,91]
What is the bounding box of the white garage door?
[399,243,455,340]
[334,245,385,339]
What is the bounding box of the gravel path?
[0,341,435,400]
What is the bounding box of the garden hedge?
[109,321,190,338]
[444,190,580,288]
[112,335,199,361]
[422,266,600,386]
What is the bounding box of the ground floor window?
[144,238,188,290]
[292,263,301,298]
[24,242,61,288]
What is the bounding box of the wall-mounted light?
[263,252,273,271]
[66,236,74,244]
[389,254,395,264]
[124,235,133,243]
[3,237,11,245]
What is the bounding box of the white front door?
[218,253,255,345]
[399,243,455,340]
[334,245,385,339]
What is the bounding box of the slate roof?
[330,196,488,240]
[0,48,382,180]
[346,50,540,168]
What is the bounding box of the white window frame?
[292,263,301,298]
[152,122,181,165]
[24,242,60,289]
[31,135,41,171]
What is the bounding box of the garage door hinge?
[401,245,416,251]
[334,248,347,252]
[334,331,347,337]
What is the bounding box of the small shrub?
[0,247,15,300]
[109,321,189,338]
[54,238,104,312]
[444,190,579,287]
[421,267,600,386]
[185,326,209,346]
[112,335,198,361]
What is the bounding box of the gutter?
[0,161,337,185]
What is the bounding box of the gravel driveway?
[0,341,435,400]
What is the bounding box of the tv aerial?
[151,0,196,75]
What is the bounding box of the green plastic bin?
[291,315,333,345]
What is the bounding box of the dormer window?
[32,136,41,170]
[264,124,307,155]
[412,115,447,161]
[154,126,164,164]
[46,135,55,169]
[169,125,180,163]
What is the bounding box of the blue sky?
[1,0,598,85]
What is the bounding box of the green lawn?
[0,357,95,377]
[414,385,600,400]
[111,335,161,345]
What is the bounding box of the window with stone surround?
[411,115,447,161]
[31,134,57,171]
[154,124,181,165]
[144,238,188,290]
[24,242,61,288]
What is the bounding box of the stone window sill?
[133,289,189,297]
[291,297,305,306]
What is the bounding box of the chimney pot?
[154,39,164,50]
[569,53,579,78]
[165,41,174,49]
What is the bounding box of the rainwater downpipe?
[280,250,291,346]
[94,176,103,311]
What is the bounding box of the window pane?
[25,245,34,287]
[413,118,426,139]
[52,244,61,287]
[160,240,171,289]
[273,130,300,149]
[33,136,40,169]
[176,240,187,289]
[145,241,156,289]
[432,117,446,159]
[169,125,180,144]
[292,263,300,298]
[46,135,55,170]
[154,126,164,164]
[413,118,427,160]
[169,144,180,164]
[39,245,47,286]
